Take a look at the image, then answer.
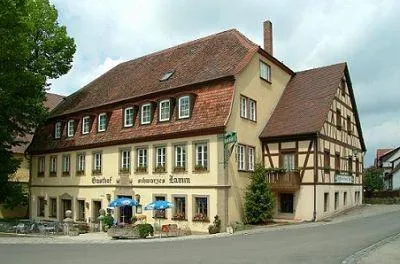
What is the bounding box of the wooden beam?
[265,143,274,168]
[301,141,313,181]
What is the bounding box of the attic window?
[160,71,174,81]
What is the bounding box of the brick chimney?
[263,20,273,55]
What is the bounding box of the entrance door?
[280,193,294,214]
[61,199,72,219]
[118,195,133,223]
[92,201,102,223]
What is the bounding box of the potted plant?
[208,215,221,234]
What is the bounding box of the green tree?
[364,166,384,197]
[244,165,275,224]
[0,0,75,206]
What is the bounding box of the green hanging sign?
[224,131,237,145]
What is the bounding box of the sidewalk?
[356,234,400,264]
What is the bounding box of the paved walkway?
[352,234,400,264]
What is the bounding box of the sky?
[48,0,400,166]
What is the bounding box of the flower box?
[192,213,209,222]
[194,165,208,172]
[154,210,166,219]
[173,166,186,173]
[154,166,166,173]
[76,170,85,176]
[136,166,147,173]
[120,167,130,174]
[92,169,102,175]
[62,171,70,176]
[172,213,186,221]
[49,171,57,177]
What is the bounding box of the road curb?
[341,232,400,264]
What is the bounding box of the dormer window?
[124,107,134,127]
[98,113,107,132]
[82,116,90,134]
[159,100,170,121]
[178,96,190,119]
[260,61,271,82]
[141,104,151,125]
[67,120,74,137]
[160,71,174,82]
[54,122,61,139]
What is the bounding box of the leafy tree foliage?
[364,166,384,197]
[0,0,75,205]
[244,164,275,224]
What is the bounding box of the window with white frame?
[248,147,255,171]
[38,156,45,176]
[120,149,131,171]
[77,153,85,173]
[260,61,271,82]
[237,144,246,170]
[175,145,186,169]
[240,96,247,118]
[98,113,107,132]
[67,120,75,137]
[249,99,256,121]
[178,96,190,119]
[137,148,147,170]
[62,155,70,175]
[155,146,166,169]
[195,143,208,169]
[159,100,170,121]
[82,116,90,134]
[54,122,61,139]
[141,104,151,124]
[124,107,134,127]
[93,152,102,172]
[50,156,57,175]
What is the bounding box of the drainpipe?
[312,136,318,222]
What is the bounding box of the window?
[120,149,131,172]
[93,152,102,173]
[281,152,296,171]
[175,145,186,169]
[67,120,74,137]
[159,100,170,121]
[154,196,166,218]
[124,107,134,127]
[336,109,342,129]
[240,97,247,118]
[50,156,57,176]
[178,96,190,119]
[347,115,352,134]
[343,192,347,206]
[137,148,147,171]
[173,197,186,220]
[62,155,70,176]
[98,113,107,132]
[82,116,90,134]
[141,104,151,124]
[324,149,330,172]
[237,144,246,171]
[249,99,256,121]
[155,146,166,171]
[334,192,339,210]
[38,156,45,176]
[194,197,208,221]
[341,78,346,96]
[335,153,340,171]
[54,122,61,139]
[77,200,85,221]
[49,198,57,218]
[260,61,271,82]
[348,156,353,173]
[77,153,85,174]
[355,191,360,204]
[324,193,329,212]
[248,147,255,171]
[160,71,174,81]
[37,197,45,217]
[195,143,208,170]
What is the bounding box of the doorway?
[118,195,133,223]
[280,193,294,214]
[92,201,102,223]
[61,199,72,219]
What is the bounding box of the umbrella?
[144,200,174,237]
[108,198,138,223]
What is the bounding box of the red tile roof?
[12,93,64,154]
[376,148,394,161]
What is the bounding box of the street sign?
[224,131,237,144]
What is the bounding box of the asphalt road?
[1,210,400,264]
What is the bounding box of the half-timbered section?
[260,63,366,221]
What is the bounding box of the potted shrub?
[208,215,221,234]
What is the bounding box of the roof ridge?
[296,62,346,74]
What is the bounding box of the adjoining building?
[375,147,400,190]
[27,21,365,231]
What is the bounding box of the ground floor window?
[77,200,85,221]
[154,196,166,218]
[279,193,294,213]
[343,192,347,206]
[193,197,208,221]
[49,198,57,218]
[334,192,339,210]
[37,196,45,217]
[324,193,329,212]
[355,191,360,204]
[173,197,186,220]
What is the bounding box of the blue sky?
[49,0,400,166]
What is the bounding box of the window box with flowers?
[154,210,166,219]
[136,166,147,173]
[173,166,186,173]
[154,165,166,173]
[120,167,130,174]
[192,213,209,222]
[76,170,85,176]
[92,169,102,175]
[172,212,186,221]
[62,171,70,176]
[194,165,208,172]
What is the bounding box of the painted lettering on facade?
[92,177,112,184]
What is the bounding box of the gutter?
[312,135,318,222]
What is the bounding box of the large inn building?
[27,21,365,232]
